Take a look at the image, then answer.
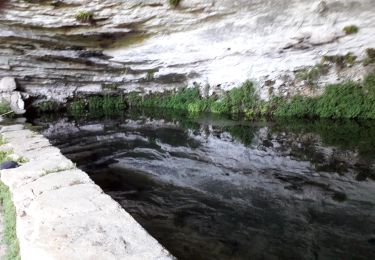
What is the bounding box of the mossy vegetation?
[168,0,181,7]
[275,78,375,119]
[0,102,12,116]
[68,95,126,117]
[102,83,121,90]
[127,73,375,120]
[364,48,375,66]
[321,53,357,68]
[35,101,61,112]
[15,156,29,164]
[296,64,329,86]
[75,11,94,23]
[68,99,85,116]
[88,95,125,112]
[0,150,11,163]
[0,144,20,260]
[272,119,375,162]
[145,71,155,81]
[343,25,359,35]
[0,182,20,260]
[127,81,263,117]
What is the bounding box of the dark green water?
[30,109,375,260]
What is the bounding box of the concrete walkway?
[0,124,173,260]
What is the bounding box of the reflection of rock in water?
[91,167,375,260]
[33,111,375,260]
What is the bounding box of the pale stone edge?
[0,124,174,260]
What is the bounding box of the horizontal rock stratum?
[0,0,374,103]
[0,124,173,260]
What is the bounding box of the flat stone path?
[0,124,173,260]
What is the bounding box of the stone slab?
[0,124,173,260]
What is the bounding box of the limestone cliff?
[0,0,374,105]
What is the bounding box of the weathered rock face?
[0,0,374,103]
[0,77,26,114]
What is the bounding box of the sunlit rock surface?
[0,0,375,103]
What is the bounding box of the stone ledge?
[0,124,173,260]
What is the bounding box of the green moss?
[68,99,85,116]
[315,82,367,118]
[75,11,94,23]
[343,25,359,35]
[145,71,155,81]
[296,64,329,86]
[135,87,201,110]
[0,102,12,116]
[126,92,144,107]
[275,79,375,119]
[35,101,61,112]
[88,95,125,113]
[0,150,11,163]
[127,73,375,120]
[0,143,20,260]
[366,48,375,59]
[228,81,258,113]
[0,182,20,260]
[363,48,375,66]
[168,0,181,7]
[126,81,258,116]
[68,95,126,117]
[102,83,121,90]
[364,74,375,99]
[15,156,29,164]
[321,53,357,68]
[0,137,6,146]
[210,99,231,114]
[274,96,318,118]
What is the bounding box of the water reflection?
[30,109,375,260]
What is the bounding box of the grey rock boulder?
[0,77,17,93]
[10,91,26,115]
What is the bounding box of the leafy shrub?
[88,95,125,113]
[210,99,231,114]
[274,96,318,118]
[125,73,375,120]
[228,81,257,113]
[316,82,365,118]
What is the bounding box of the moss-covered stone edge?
[0,144,20,260]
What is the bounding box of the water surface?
[31,110,375,260]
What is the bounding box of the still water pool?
[31,109,375,260]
